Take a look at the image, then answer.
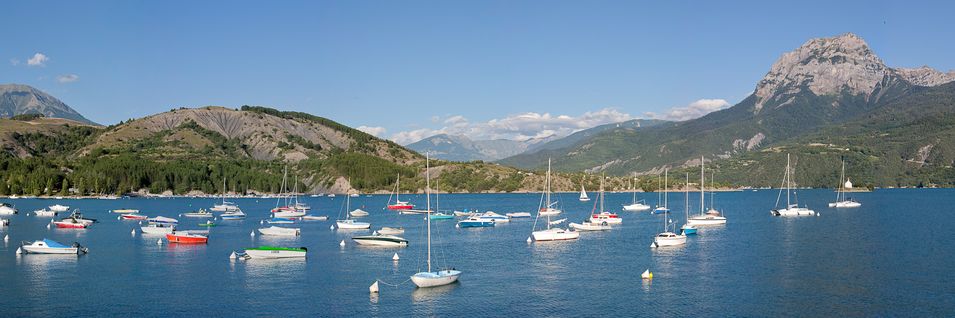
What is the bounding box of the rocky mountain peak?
[753,33,890,112]
[0,84,97,125]
[895,66,955,87]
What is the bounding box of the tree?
[60,179,69,196]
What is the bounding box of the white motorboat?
[237,246,307,259]
[18,239,88,254]
[453,210,476,217]
[352,233,409,247]
[622,178,651,211]
[532,159,579,242]
[349,209,370,217]
[569,220,612,231]
[412,153,460,288]
[829,159,862,208]
[653,232,687,247]
[48,204,70,212]
[141,223,176,234]
[258,226,301,236]
[148,216,179,225]
[220,210,246,220]
[111,209,139,214]
[688,157,728,225]
[182,209,214,218]
[302,215,329,221]
[477,211,509,223]
[0,203,17,215]
[33,208,58,217]
[771,154,815,217]
[505,212,532,218]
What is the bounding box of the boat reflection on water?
[17,252,79,301]
[411,281,459,303]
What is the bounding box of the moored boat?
[111,209,139,214]
[302,215,328,221]
[386,174,415,211]
[458,216,495,228]
[220,210,246,220]
[688,157,728,225]
[349,209,370,217]
[182,209,214,218]
[166,231,209,244]
[147,216,179,225]
[18,239,88,254]
[122,214,149,220]
[0,203,17,215]
[258,226,301,236]
[236,246,307,259]
[33,208,58,217]
[267,217,295,224]
[411,152,461,288]
[829,159,863,208]
[49,204,70,212]
[622,177,651,212]
[378,227,405,235]
[352,233,409,247]
[430,212,454,220]
[531,159,578,242]
[771,154,815,217]
[505,212,531,218]
[141,223,175,234]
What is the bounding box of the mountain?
[0,84,97,125]
[518,119,670,155]
[406,134,532,162]
[499,33,955,182]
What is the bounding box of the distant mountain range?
[498,33,955,187]
[0,84,97,125]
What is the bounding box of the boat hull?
[141,225,175,234]
[569,222,611,231]
[622,204,651,212]
[258,226,301,236]
[352,235,409,247]
[505,212,531,218]
[244,249,306,259]
[336,221,370,229]
[54,221,89,229]
[166,233,208,244]
[654,235,688,247]
[458,220,494,228]
[302,215,328,221]
[387,205,414,211]
[532,228,580,241]
[687,216,728,225]
[273,210,306,218]
[829,201,861,208]
[377,227,405,235]
[122,214,148,220]
[771,208,815,217]
[411,270,461,288]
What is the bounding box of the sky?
[4,0,954,144]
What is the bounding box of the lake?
[0,189,953,317]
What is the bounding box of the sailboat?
[589,175,622,224]
[772,154,816,216]
[570,177,612,231]
[336,184,371,229]
[652,171,671,214]
[216,178,246,219]
[622,177,651,211]
[386,173,414,211]
[271,167,306,218]
[411,153,461,288]
[680,172,697,235]
[652,191,687,247]
[579,184,590,202]
[687,156,727,225]
[531,159,579,241]
[829,159,862,208]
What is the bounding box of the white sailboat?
[772,154,816,216]
[622,177,651,211]
[570,177,611,231]
[532,159,580,241]
[829,159,862,208]
[336,183,371,229]
[652,171,671,214]
[578,184,590,202]
[687,156,727,225]
[411,153,461,288]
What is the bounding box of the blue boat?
[268,217,295,224]
[652,206,670,214]
[458,217,494,228]
[430,213,455,220]
[680,224,698,235]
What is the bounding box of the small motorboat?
[1,219,9,226]
[569,220,612,231]
[111,209,139,214]
[680,224,698,235]
[166,231,209,244]
[336,219,370,230]
[457,217,494,228]
[48,204,70,212]
[0,203,19,215]
[378,227,405,235]
[182,209,214,218]
[477,211,509,223]
[210,202,240,212]
[267,217,295,224]
[349,209,370,217]
[141,223,175,235]
[589,212,622,225]
[302,215,328,221]
[220,210,246,220]
[429,213,454,220]
[652,232,687,247]
[235,246,307,259]
[18,239,88,254]
[271,207,306,218]
[651,206,671,214]
[54,213,94,229]
[453,210,475,217]
[198,220,217,227]
[349,193,360,198]
[33,208,58,217]
[258,226,301,236]
[505,212,532,218]
[147,216,179,225]
[122,214,149,220]
[352,233,409,247]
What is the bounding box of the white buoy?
[131,229,136,235]
[250,231,255,237]
[117,216,121,220]
[330,225,335,230]
[260,220,264,224]
[392,253,399,261]
[3,234,8,242]
[369,281,379,294]
[16,247,22,254]
[373,231,378,235]
[339,240,345,247]
[526,237,532,243]
[641,269,653,280]
[456,224,460,228]
[25,213,29,216]
[47,223,51,229]
[157,239,163,245]
[229,251,237,260]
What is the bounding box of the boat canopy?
[42,239,70,248]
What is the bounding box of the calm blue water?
[0,189,953,317]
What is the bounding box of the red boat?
[166,231,208,244]
[386,173,414,211]
[122,214,149,220]
[54,220,90,229]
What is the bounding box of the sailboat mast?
[700,156,705,216]
[664,169,668,208]
[396,173,401,202]
[685,173,690,221]
[426,153,432,273]
[838,159,846,202]
[546,158,552,229]
[599,176,604,213]
[786,154,791,208]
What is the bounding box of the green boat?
[198,221,217,227]
[239,246,308,259]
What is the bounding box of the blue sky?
[4,0,954,143]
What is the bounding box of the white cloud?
[9,59,20,66]
[644,98,730,121]
[356,126,386,137]
[56,74,79,83]
[27,53,48,66]
[389,107,636,145]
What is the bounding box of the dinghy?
[122,214,149,220]
[258,226,301,236]
[147,216,179,225]
[349,209,370,217]
[236,246,307,259]
[505,212,532,218]
[48,204,70,212]
[302,215,329,221]
[111,209,139,214]
[377,227,405,235]
[19,239,88,254]
[166,231,208,244]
